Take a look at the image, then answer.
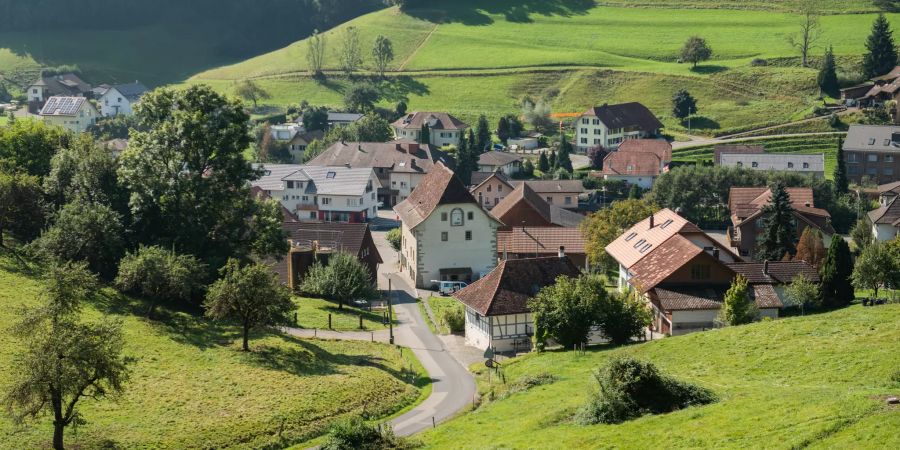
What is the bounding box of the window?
[752,162,759,168]
[885,167,894,176]
[660,219,674,229]
[326,171,336,179]
[564,196,572,205]
[737,162,743,167]
[594,139,601,145]
[802,162,809,169]
[869,154,879,162]
[321,197,331,205]
[594,129,601,135]
[450,208,464,226]
[848,153,859,163]
[582,118,589,124]
[467,211,474,220]
[310,212,317,219]
[546,197,553,204]
[441,232,448,241]
[487,185,492,192]
[32,89,37,94]
[581,128,588,134]
[868,166,878,175]
[498,184,503,192]
[465,231,472,241]
[787,162,794,169]
[441,212,448,221]
[691,265,711,280]
[286,181,295,189]
[869,138,877,145]
[886,155,895,163]
[624,232,638,242]
[592,119,600,125]
[302,196,309,201]
[580,138,587,144]
[640,243,652,253]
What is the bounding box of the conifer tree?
[834,138,849,194]
[455,129,477,186]
[476,115,491,153]
[719,275,756,326]
[497,117,511,144]
[420,123,430,146]
[820,236,854,308]
[756,182,796,261]
[538,151,550,173]
[549,149,557,170]
[556,133,574,173]
[817,45,839,97]
[863,14,898,78]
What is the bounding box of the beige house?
[512,180,585,210]
[574,102,663,152]
[39,96,100,133]
[395,162,502,289]
[392,112,469,148]
[469,172,514,210]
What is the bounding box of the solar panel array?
[42,97,83,116]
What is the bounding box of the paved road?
[368,217,476,436]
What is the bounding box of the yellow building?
[39,96,100,133]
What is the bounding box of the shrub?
[576,357,716,425]
[386,228,401,252]
[321,416,410,450]
[439,306,465,333]
[750,58,769,67]
[493,373,557,401]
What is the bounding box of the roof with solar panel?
[39,96,90,117]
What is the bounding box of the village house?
[607,208,816,335]
[251,164,380,223]
[477,151,523,176]
[497,227,588,269]
[868,181,900,241]
[395,162,502,288]
[392,111,469,148]
[27,73,91,107]
[272,221,382,288]
[574,102,663,152]
[718,153,826,178]
[714,144,765,164]
[97,82,148,117]
[327,112,364,129]
[268,124,324,163]
[39,96,100,133]
[513,180,585,210]
[842,125,900,184]
[308,140,454,207]
[453,254,581,352]
[469,171,514,210]
[490,183,585,229]
[727,187,834,258]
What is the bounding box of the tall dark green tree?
[538,151,550,173]
[671,89,698,120]
[817,46,840,97]
[549,149,557,170]
[756,182,796,261]
[556,133,574,173]
[420,123,431,145]
[833,138,849,194]
[0,119,67,178]
[497,116,511,144]
[820,237,854,308]
[0,170,44,246]
[476,115,491,153]
[455,129,479,186]
[863,13,898,78]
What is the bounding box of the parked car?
[434,280,468,296]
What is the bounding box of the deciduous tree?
[299,252,377,310]
[233,79,270,109]
[671,89,698,120]
[351,113,393,142]
[787,0,822,68]
[580,199,658,271]
[530,275,605,349]
[852,240,899,299]
[0,119,66,177]
[719,275,757,326]
[794,227,826,269]
[784,273,821,315]
[338,26,363,77]
[680,36,712,68]
[851,218,873,251]
[343,83,380,113]
[306,29,327,77]
[371,35,394,78]
[301,106,329,132]
[0,170,44,246]
[33,199,125,280]
[205,259,293,351]
[116,245,206,318]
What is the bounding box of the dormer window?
[660,219,674,229]
[869,138,877,145]
[624,232,637,242]
[326,171,336,179]
[633,239,646,249]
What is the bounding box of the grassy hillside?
[191,2,900,135]
[596,0,879,13]
[420,304,900,449]
[0,252,427,449]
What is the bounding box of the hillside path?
[398,24,439,71]
[673,131,847,150]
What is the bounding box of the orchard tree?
[306,29,327,76]
[756,182,796,261]
[372,35,394,78]
[116,245,206,318]
[233,79,270,109]
[0,119,66,177]
[580,199,658,271]
[863,13,898,78]
[4,263,132,450]
[0,170,44,246]
[343,83,380,113]
[43,134,125,211]
[719,275,757,326]
[787,0,821,68]
[299,252,377,309]
[530,275,605,349]
[852,241,899,299]
[794,227,826,269]
[205,259,294,351]
[785,273,821,315]
[338,26,363,77]
[818,46,839,97]
[680,36,712,68]
[671,89,698,121]
[820,235,854,307]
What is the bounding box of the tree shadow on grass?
[690,65,729,75]
[376,76,430,103]
[405,0,597,26]
[682,116,721,130]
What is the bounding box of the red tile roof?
[393,162,489,229]
[629,235,704,293]
[497,227,586,255]
[652,284,782,311]
[618,139,672,163]
[491,183,585,228]
[725,261,819,284]
[605,208,696,269]
[453,256,581,316]
[601,151,662,177]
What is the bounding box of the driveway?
[370,219,477,436]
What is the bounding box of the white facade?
[575,116,650,152]
[28,85,45,103]
[400,204,499,289]
[41,100,100,133]
[603,174,655,190]
[508,138,538,150]
[394,127,462,148]
[873,222,899,241]
[464,307,533,352]
[389,172,425,204]
[719,153,825,178]
[253,165,380,223]
[99,87,135,117]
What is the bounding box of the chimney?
[558,246,566,259]
[649,215,655,229]
[344,163,351,169]
[407,142,420,154]
[763,260,769,276]
[395,143,402,152]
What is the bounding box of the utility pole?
[388,276,394,345]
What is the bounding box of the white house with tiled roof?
[392,112,469,148]
[394,162,502,288]
[574,102,663,152]
[39,96,100,133]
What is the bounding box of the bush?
[321,416,410,450]
[493,373,557,401]
[576,357,716,425]
[750,58,768,67]
[439,306,465,333]
[386,228,401,252]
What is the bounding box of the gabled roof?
[393,162,487,229]
[629,235,706,293]
[871,66,900,82]
[605,208,698,270]
[251,186,299,222]
[878,180,900,195]
[491,183,585,228]
[725,261,820,284]
[328,112,364,123]
[30,73,91,96]
[470,171,513,191]
[652,284,782,311]
[282,222,381,264]
[581,102,663,132]
[392,111,468,131]
[478,151,523,167]
[714,144,765,164]
[288,129,325,145]
[105,82,148,102]
[308,140,455,173]
[39,96,93,117]
[618,139,672,163]
[728,187,830,227]
[251,164,378,197]
[497,227,586,255]
[868,196,900,225]
[601,151,662,177]
[453,256,581,316]
[843,125,900,153]
[511,180,585,194]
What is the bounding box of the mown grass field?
[293,296,393,331]
[0,251,427,449]
[191,2,900,135]
[420,304,900,449]
[423,296,463,335]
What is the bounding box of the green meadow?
[420,304,900,449]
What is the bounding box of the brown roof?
[629,235,705,293]
[714,144,765,164]
[497,227,586,256]
[30,73,91,97]
[878,180,900,195]
[511,180,585,194]
[871,66,900,82]
[601,151,662,177]
[726,261,819,284]
[582,102,663,133]
[491,183,585,228]
[479,151,523,167]
[728,187,824,219]
[470,171,513,191]
[288,129,325,145]
[869,196,900,225]
[282,222,382,264]
[308,140,455,173]
[618,139,672,163]
[394,162,489,229]
[753,284,783,309]
[453,256,581,316]
[605,208,696,269]
[392,111,469,131]
[652,284,782,311]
